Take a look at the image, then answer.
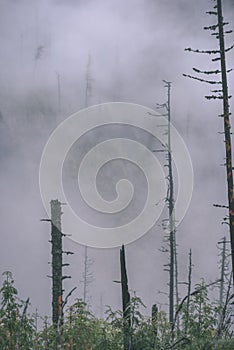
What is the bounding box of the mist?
[0,0,234,322]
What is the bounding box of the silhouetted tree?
[120,245,131,350]
[184,0,234,285]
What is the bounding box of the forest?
[0,0,234,349]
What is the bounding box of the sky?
[0,0,234,323]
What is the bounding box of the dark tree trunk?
[217,0,234,286]
[51,199,63,326]
[120,245,131,350]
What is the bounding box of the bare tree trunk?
[50,200,73,350]
[120,245,131,350]
[83,245,88,305]
[174,233,180,331]
[219,237,227,308]
[164,81,176,332]
[82,55,94,310]
[185,249,192,336]
[184,0,234,286]
[51,199,63,326]
[85,54,93,108]
[217,0,234,286]
[56,72,61,114]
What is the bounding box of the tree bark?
[120,245,131,350]
[217,0,234,286]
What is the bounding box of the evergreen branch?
[213,204,229,209]
[185,47,220,54]
[63,251,74,255]
[205,95,232,100]
[62,275,71,280]
[212,56,221,61]
[183,73,221,84]
[225,44,234,53]
[192,67,221,75]
[205,95,223,100]
[206,11,218,15]
[204,24,219,31]
[204,22,228,31]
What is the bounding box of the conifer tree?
[184,0,234,285]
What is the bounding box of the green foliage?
[0,271,35,350]
[180,281,219,348]
[0,272,233,349]
[216,339,234,350]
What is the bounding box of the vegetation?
[0,271,233,349]
[0,1,233,349]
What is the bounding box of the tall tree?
[120,245,131,350]
[50,199,63,326]
[82,246,94,306]
[218,237,227,309]
[184,249,192,337]
[46,200,73,327]
[157,81,179,333]
[216,0,234,286]
[85,54,94,108]
[82,54,95,308]
[164,80,177,328]
[184,0,234,285]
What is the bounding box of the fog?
[0,0,234,321]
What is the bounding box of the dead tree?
[165,81,177,329]
[184,0,234,285]
[81,54,95,308]
[216,0,234,287]
[156,81,179,332]
[42,200,73,327]
[82,245,94,307]
[50,200,64,326]
[85,54,94,108]
[184,249,192,336]
[55,71,61,114]
[83,246,88,304]
[218,237,228,308]
[120,245,131,350]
